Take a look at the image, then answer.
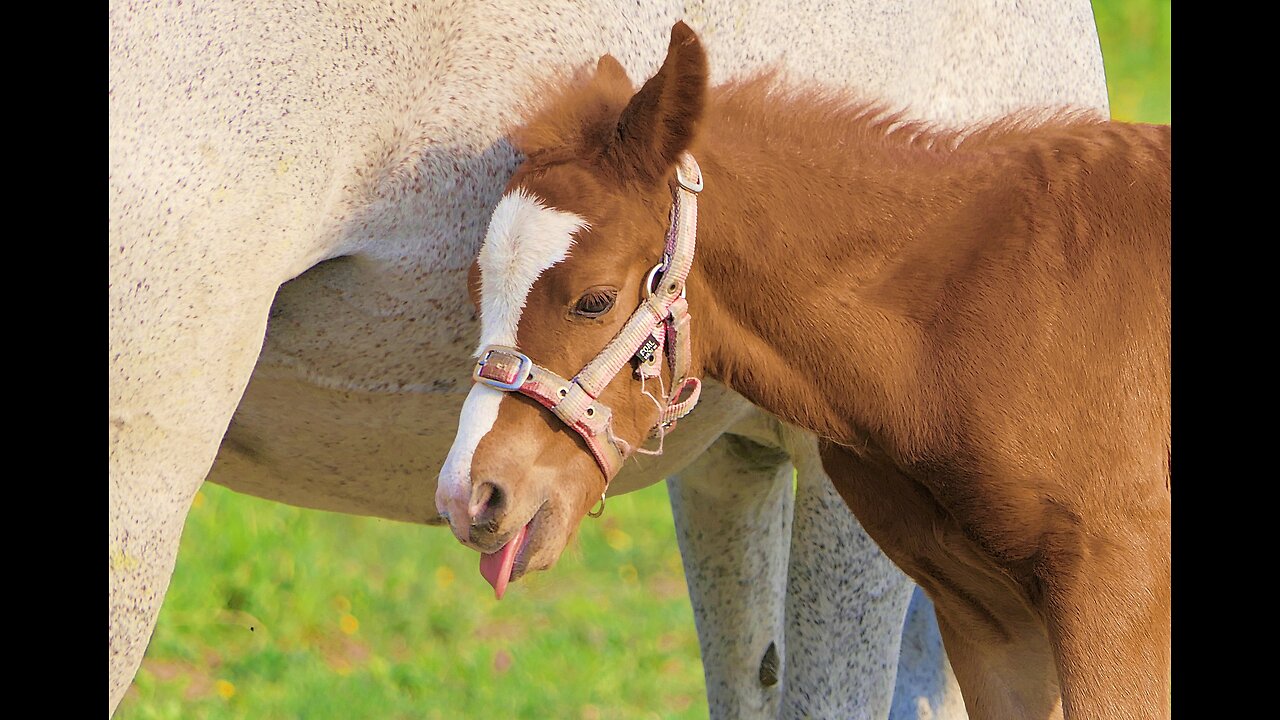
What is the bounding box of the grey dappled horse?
[109,1,1108,717]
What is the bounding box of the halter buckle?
[473,347,533,391]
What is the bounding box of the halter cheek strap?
[471,153,705,502]
[473,345,628,478]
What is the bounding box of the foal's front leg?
[1042,511,1171,720]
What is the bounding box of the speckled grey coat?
[109,1,1108,717]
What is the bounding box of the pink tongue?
[479,523,529,600]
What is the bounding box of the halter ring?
[675,162,703,193]
[643,262,687,300]
[643,262,665,298]
[587,492,607,518]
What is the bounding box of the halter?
[471,153,705,514]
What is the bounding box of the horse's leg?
[890,588,967,720]
[1044,526,1171,720]
[930,487,1169,719]
[931,606,1063,720]
[667,432,794,720]
[780,430,964,720]
[109,446,199,715]
[109,279,279,714]
[814,441,1066,720]
[111,5,321,702]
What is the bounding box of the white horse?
[109,1,1108,717]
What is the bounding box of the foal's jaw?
[471,451,603,597]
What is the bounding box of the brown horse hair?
[486,22,1170,719]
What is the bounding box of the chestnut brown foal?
[438,22,1170,720]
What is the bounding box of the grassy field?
[1094,0,1171,123]
[120,483,703,719]
[117,4,1169,718]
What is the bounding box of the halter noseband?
[470,153,705,512]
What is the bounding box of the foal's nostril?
[469,481,506,520]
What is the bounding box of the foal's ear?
[609,21,707,187]
[594,54,632,89]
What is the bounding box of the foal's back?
[825,117,1170,719]
[868,118,1170,482]
[932,120,1169,477]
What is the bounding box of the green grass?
[121,482,704,719]
[117,7,1168,718]
[1095,0,1171,123]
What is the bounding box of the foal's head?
[437,22,709,596]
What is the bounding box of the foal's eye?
[572,287,618,318]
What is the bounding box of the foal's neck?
[684,90,1086,456]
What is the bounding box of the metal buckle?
[473,347,533,391]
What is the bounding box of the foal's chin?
[507,494,591,584]
[472,446,605,587]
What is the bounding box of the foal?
[438,22,1170,719]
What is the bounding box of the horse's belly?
[208,252,760,520]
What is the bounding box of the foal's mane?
[511,63,1105,177]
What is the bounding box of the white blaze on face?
[437,188,589,518]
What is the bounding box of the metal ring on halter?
[643,262,665,298]
[587,492,606,518]
[675,162,703,193]
[643,262,687,300]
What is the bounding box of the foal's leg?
[667,433,794,720]
[1041,518,1171,720]
[931,603,1062,720]
[817,443,1063,720]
